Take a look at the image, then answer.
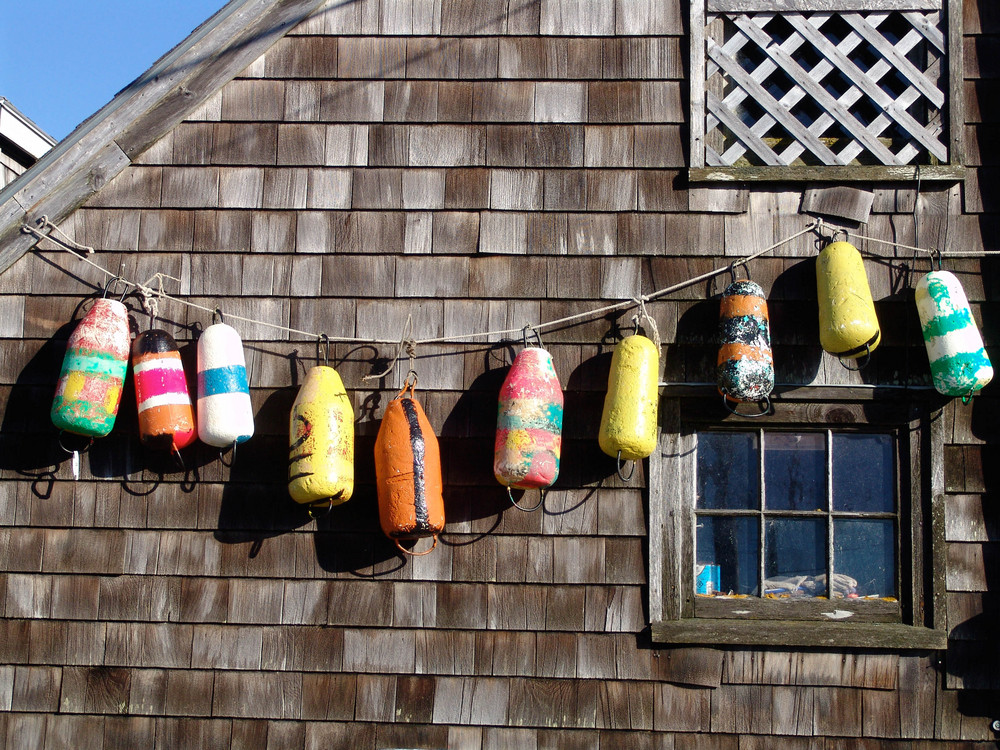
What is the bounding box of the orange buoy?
[374,378,445,554]
[132,329,196,452]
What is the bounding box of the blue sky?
[2,1,227,142]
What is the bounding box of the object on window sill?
[762,572,859,599]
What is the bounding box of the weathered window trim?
[688,0,965,183]
[648,385,948,650]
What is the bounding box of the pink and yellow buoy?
[494,343,564,510]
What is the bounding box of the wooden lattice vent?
[690,1,964,182]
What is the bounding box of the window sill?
[651,618,947,650]
[687,165,966,183]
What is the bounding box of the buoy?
[131,329,196,452]
[494,345,563,504]
[197,321,254,449]
[374,377,445,554]
[816,240,881,363]
[51,297,131,439]
[599,334,659,464]
[717,279,774,409]
[915,270,993,397]
[288,365,354,513]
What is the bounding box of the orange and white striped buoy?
[132,329,196,452]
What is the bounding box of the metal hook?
[721,390,772,418]
[307,500,335,520]
[729,260,750,284]
[616,451,636,482]
[838,342,872,371]
[219,440,237,467]
[102,275,130,302]
[213,308,225,325]
[317,333,330,367]
[57,431,93,481]
[928,248,942,272]
[395,535,438,556]
[832,227,850,243]
[172,445,186,473]
[507,486,545,512]
[962,390,975,405]
[522,324,542,349]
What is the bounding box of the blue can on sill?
[695,564,721,595]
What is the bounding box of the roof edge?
[0,0,328,275]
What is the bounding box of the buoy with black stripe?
[288,364,354,514]
[374,375,444,555]
[197,320,254,449]
[494,339,563,509]
[717,279,774,412]
[816,240,881,364]
[51,296,131,440]
[915,269,993,398]
[132,329,196,453]
[599,333,659,464]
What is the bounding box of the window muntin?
[695,429,898,604]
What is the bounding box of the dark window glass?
[697,432,758,510]
[696,516,759,595]
[764,518,827,597]
[832,433,894,513]
[764,432,825,511]
[834,519,896,598]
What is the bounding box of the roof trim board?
[0,0,328,276]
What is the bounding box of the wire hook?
[522,324,542,349]
[213,308,225,325]
[721,390,772,418]
[317,333,330,367]
[507,486,545,512]
[616,451,636,482]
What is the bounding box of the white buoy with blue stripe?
[197,320,254,447]
[915,270,993,397]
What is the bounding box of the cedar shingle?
[385,81,439,122]
[615,0,683,35]
[221,80,286,121]
[585,126,634,168]
[542,0,614,35]
[323,123,371,166]
[342,629,416,673]
[404,212,431,254]
[138,209,196,251]
[410,125,486,166]
[45,715,106,750]
[211,124,278,166]
[337,38,407,79]
[164,669,215,716]
[59,666,131,714]
[85,166,163,207]
[213,671,302,719]
[300,673,356,720]
[498,38,602,79]
[284,81,322,122]
[264,36,338,78]
[193,210,252,252]
[321,82,385,123]
[160,167,219,208]
[535,82,587,123]
[277,125,326,166]
[490,169,542,211]
[438,82,474,121]
[11,666,61,712]
[444,168,489,209]
[473,82,534,122]
[544,171,587,211]
[355,674,396,722]
[219,168,265,209]
[588,171,637,211]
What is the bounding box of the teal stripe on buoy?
[915,270,993,397]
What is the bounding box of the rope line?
[19,216,998,352]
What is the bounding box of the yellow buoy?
[288,365,354,512]
[598,334,660,462]
[816,240,881,361]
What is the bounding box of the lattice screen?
[690,1,959,177]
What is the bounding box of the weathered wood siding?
[0,0,997,746]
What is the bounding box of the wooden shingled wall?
[0,0,998,746]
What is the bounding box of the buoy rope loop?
[396,535,438,556]
[57,431,94,456]
[172,446,186,473]
[962,390,975,405]
[507,486,545,512]
[398,369,419,399]
[616,451,636,482]
[721,390,772,418]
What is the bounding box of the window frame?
[688,0,966,183]
[648,386,948,649]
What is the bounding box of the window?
[648,391,947,649]
[689,0,965,182]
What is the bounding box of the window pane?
[764,432,825,511]
[834,519,896,599]
[764,518,826,597]
[697,432,758,510]
[696,516,759,596]
[832,434,894,513]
